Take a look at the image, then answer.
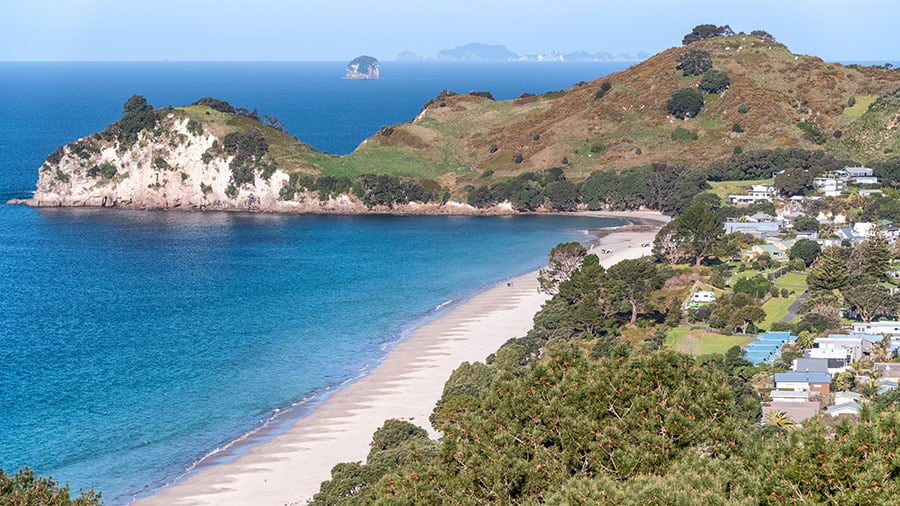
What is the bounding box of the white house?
[773,372,832,394]
[690,291,716,303]
[825,401,862,417]
[808,335,875,363]
[770,390,812,402]
[832,391,862,405]
[749,184,777,198]
[727,194,773,206]
[852,321,900,337]
[814,177,846,196]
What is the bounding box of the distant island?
[344,55,379,80]
[397,42,648,62]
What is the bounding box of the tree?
[676,49,712,76]
[115,95,157,148]
[729,305,767,334]
[853,234,891,281]
[774,167,813,197]
[543,180,579,211]
[789,238,821,267]
[0,467,101,505]
[765,410,794,428]
[792,214,820,233]
[674,202,724,267]
[607,257,658,324]
[698,69,730,94]
[653,221,682,265]
[750,30,775,40]
[538,242,587,294]
[667,88,705,119]
[733,275,771,299]
[843,284,895,322]
[806,246,850,290]
[682,24,734,45]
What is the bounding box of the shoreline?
[132,212,668,505]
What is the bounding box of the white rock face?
[27,114,287,211]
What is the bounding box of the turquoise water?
[0,61,627,503]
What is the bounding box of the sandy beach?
[134,211,668,505]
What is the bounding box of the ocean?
[0,61,629,503]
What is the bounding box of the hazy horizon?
[1,0,898,62]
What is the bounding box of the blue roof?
[759,332,796,340]
[774,372,832,384]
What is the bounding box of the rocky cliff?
[344,56,380,80]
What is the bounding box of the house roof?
[793,358,829,373]
[832,391,862,400]
[774,372,832,384]
[759,331,796,341]
[825,401,862,415]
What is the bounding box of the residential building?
[773,372,832,395]
[792,358,829,374]
[808,334,876,363]
[825,401,862,417]
[852,321,900,337]
[762,401,821,424]
[813,177,846,196]
[724,221,781,238]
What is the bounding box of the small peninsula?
[344,55,379,80]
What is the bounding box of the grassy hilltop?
[311,34,900,188]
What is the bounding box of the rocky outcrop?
[20,112,290,211]
[344,56,379,80]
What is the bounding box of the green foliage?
[667,88,704,119]
[670,126,698,142]
[854,234,891,282]
[512,152,523,164]
[431,361,497,426]
[731,122,744,133]
[674,202,724,266]
[789,238,821,266]
[594,81,612,100]
[543,180,579,211]
[706,148,841,181]
[732,275,772,299]
[796,121,826,145]
[792,214,820,233]
[87,162,117,179]
[351,174,439,208]
[682,24,734,45]
[0,467,101,505]
[698,69,730,94]
[538,242,587,294]
[750,29,775,40]
[110,95,157,149]
[607,258,659,324]
[676,48,712,76]
[186,119,203,136]
[737,104,749,114]
[843,284,895,322]
[192,97,236,113]
[807,246,850,290]
[223,129,269,186]
[774,166,813,196]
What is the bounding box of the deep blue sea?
[0,61,629,503]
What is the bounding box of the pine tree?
[806,246,850,290]
[855,233,891,281]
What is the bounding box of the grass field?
[775,272,808,292]
[842,95,877,118]
[762,296,797,328]
[666,326,754,355]
[708,179,774,200]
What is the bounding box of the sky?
[1,0,897,62]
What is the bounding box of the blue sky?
[1,0,897,62]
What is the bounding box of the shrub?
[87,162,117,179]
[737,104,749,114]
[113,95,157,149]
[796,121,826,145]
[667,88,704,119]
[733,146,743,155]
[671,127,698,142]
[676,49,712,75]
[594,81,612,100]
[186,119,203,136]
[833,129,842,138]
[533,133,541,142]
[192,97,236,114]
[699,69,730,93]
[468,91,495,100]
[480,168,493,179]
[489,143,499,153]
[848,96,857,107]
[732,123,744,133]
[378,125,394,137]
[590,142,603,153]
[513,152,523,164]
[561,156,569,165]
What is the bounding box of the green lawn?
[666,326,754,355]
[775,272,808,293]
[842,95,877,118]
[762,296,797,328]
[708,179,774,200]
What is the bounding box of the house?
[832,391,862,405]
[727,194,774,206]
[808,334,876,363]
[725,221,781,238]
[852,321,900,337]
[876,379,899,395]
[859,189,884,197]
[762,401,821,424]
[875,362,900,378]
[774,372,832,395]
[795,230,819,241]
[749,184,777,198]
[836,167,875,183]
[743,331,796,365]
[792,358,829,374]
[836,227,867,244]
[770,390,812,402]
[751,244,788,260]
[825,401,862,417]
[684,290,716,309]
[813,177,847,197]
[747,211,776,222]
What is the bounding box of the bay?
[0,61,628,502]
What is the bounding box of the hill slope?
[19,35,900,212]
